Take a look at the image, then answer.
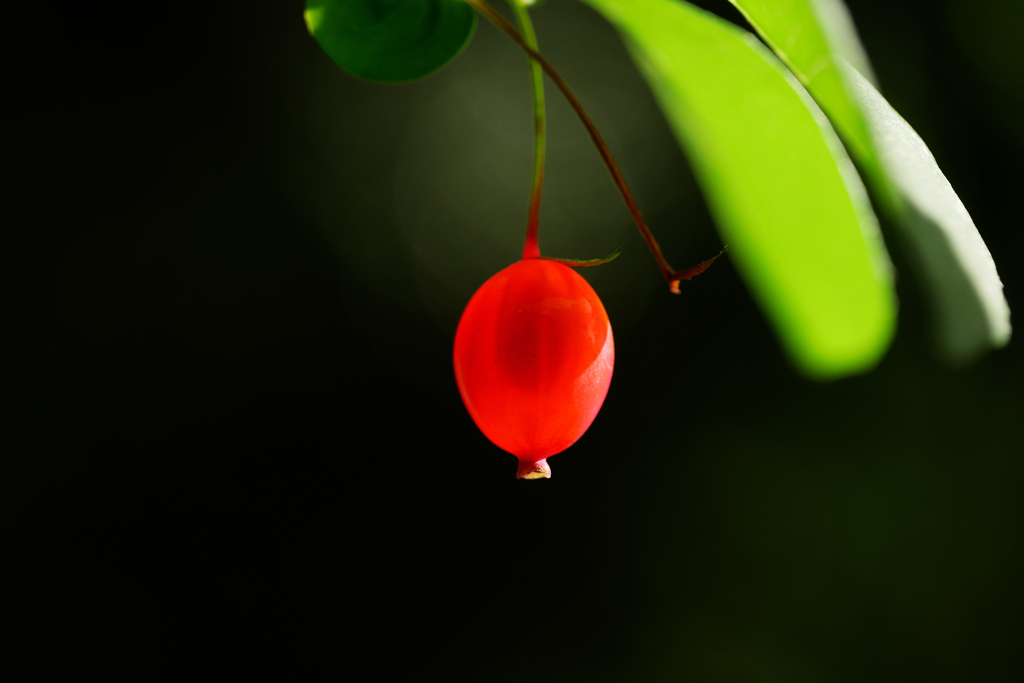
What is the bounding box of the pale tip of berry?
[516,459,551,480]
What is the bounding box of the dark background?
[2,0,1021,677]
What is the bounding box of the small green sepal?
[540,247,622,268]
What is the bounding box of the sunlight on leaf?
[845,66,1011,359]
[726,0,885,197]
[731,0,1011,361]
[583,0,896,379]
[305,0,476,83]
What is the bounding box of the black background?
[3,0,1022,678]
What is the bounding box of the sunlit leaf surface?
[726,0,881,175]
[583,0,896,378]
[845,66,1012,359]
[305,0,476,83]
[731,0,1011,361]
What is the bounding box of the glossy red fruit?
[453,259,614,479]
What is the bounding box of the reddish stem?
[667,246,729,293]
[465,0,683,282]
[466,0,726,291]
[523,168,543,259]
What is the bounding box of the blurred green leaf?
[305,0,476,83]
[730,0,1011,361]
[582,0,896,379]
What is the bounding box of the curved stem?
[509,0,545,260]
[464,0,678,284]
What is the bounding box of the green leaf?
[725,1,880,175]
[305,0,476,83]
[582,0,896,379]
[730,0,1011,361]
[844,66,1012,360]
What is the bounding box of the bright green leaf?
[305,0,476,83]
[583,0,896,379]
[725,0,885,198]
[730,0,1011,361]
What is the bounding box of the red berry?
[453,259,614,479]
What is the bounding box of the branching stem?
[465,0,726,292]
